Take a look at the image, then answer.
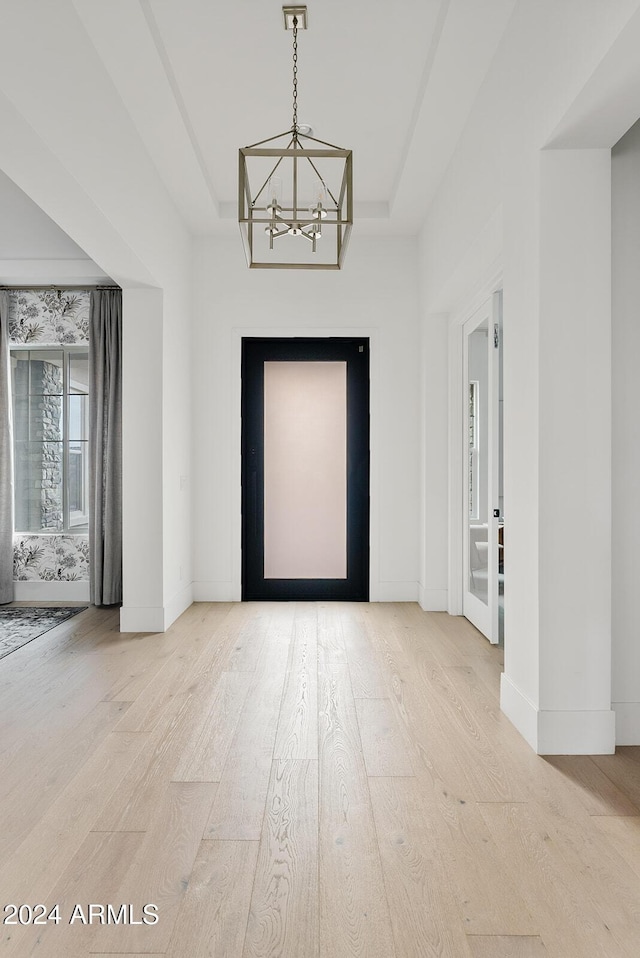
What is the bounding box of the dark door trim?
[241,337,370,601]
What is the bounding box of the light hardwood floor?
[1,601,640,957]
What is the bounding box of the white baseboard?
[193,580,419,603]
[13,580,90,602]
[119,605,165,634]
[500,673,538,751]
[376,581,419,602]
[613,702,640,745]
[193,581,240,602]
[418,586,448,611]
[501,673,616,754]
[537,708,616,755]
[164,583,193,630]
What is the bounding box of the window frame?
[10,344,89,536]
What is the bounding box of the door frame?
[230,327,380,601]
[447,270,503,623]
[241,336,370,601]
[461,298,500,642]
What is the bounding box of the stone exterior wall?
[37,360,63,530]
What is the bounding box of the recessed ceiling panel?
[147,0,443,204]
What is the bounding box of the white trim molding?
[376,582,419,602]
[447,266,504,618]
[537,709,616,756]
[612,702,640,746]
[163,583,193,630]
[13,580,90,602]
[418,587,448,611]
[500,673,539,752]
[501,673,616,755]
[0,258,110,285]
[119,605,165,634]
[121,583,194,634]
[193,580,239,602]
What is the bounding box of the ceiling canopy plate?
[283,6,307,30]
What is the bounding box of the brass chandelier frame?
[238,6,353,270]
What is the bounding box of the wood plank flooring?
[1,601,640,957]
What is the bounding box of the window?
[11,348,89,534]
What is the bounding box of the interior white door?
[463,294,501,643]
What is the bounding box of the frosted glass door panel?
[264,361,347,579]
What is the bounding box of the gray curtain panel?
[89,290,122,606]
[0,292,14,604]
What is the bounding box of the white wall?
[536,149,613,753]
[611,118,640,743]
[192,235,420,603]
[419,310,449,612]
[0,169,109,286]
[0,1,194,632]
[418,0,640,753]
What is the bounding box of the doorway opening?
[462,292,504,644]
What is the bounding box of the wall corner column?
[120,287,165,633]
[500,147,615,754]
[535,148,614,754]
[419,311,449,612]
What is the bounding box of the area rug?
[0,606,87,660]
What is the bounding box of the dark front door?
[242,337,369,601]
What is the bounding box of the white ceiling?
[0,0,517,268]
[0,169,86,260]
[70,0,517,236]
[0,169,111,285]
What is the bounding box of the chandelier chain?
[292,16,298,134]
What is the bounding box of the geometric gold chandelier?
[238,5,353,269]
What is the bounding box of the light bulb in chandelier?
[309,185,328,219]
[310,204,328,219]
[266,176,283,217]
